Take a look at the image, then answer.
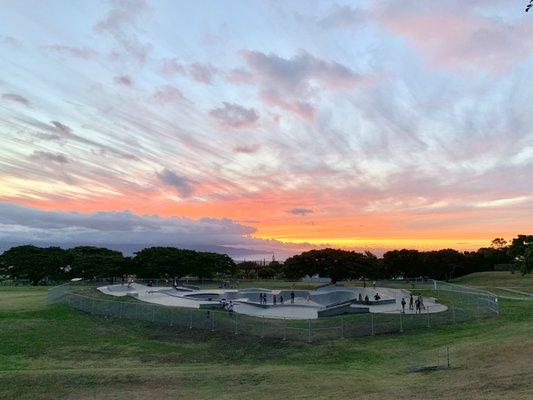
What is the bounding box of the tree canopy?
[0,234,530,285]
[0,245,70,285]
[0,245,236,284]
[283,248,379,282]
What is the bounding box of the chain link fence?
[47,279,498,342]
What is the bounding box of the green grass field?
[451,272,533,297]
[0,272,532,399]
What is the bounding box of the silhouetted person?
[415,298,421,314]
[374,293,381,301]
[290,291,295,304]
[273,295,277,305]
[358,293,362,302]
[364,295,369,305]
[401,298,406,313]
[280,295,284,304]
[409,294,414,310]
[372,281,376,290]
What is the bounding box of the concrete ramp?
[318,303,369,317]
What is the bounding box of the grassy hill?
[0,273,532,399]
[452,272,533,298]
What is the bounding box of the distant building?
[494,263,515,272]
[301,274,331,283]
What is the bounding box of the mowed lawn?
[0,273,532,400]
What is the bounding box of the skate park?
[98,283,447,319]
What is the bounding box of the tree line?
[0,246,236,285]
[0,235,531,285]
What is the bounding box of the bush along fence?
[47,279,499,342]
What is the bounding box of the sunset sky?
[1,0,532,258]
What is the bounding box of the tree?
[66,246,125,279]
[187,251,237,278]
[508,235,533,259]
[0,245,69,285]
[237,261,260,279]
[491,237,507,249]
[283,248,378,282]
[257,259,282,279]
[382,249,424,278]
[519,244,533,275]
[133,247,192,278]
[422,249,465,281]
[132,247,237,279]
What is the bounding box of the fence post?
[452,304,456,324]
[340,316,344,339]
[189,309,193,329]
[152,306,155,322]
[446,346,450,368]
[169,309,174,326]
[308,319,311,343]
[426,307,430,328]
[234,313,238,335]
[371,313,375,336]
[211,312,215,331]
[261,316,265,338]
[399,312,403,333]
[283,318,287,341]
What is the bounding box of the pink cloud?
[41,44,97,60]
[160,58,185,75]
[209,102,259,129]
[93,0,152,64]
[375,0,533,72]
[188,62,216,84]
[231,50,369,119]
[114,75,133,86]
[151,85,185,104]
[234,144,261,154]
[2,93,30,106]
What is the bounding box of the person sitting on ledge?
[227,301,234,313]
[358,293,363,302]
[364,294,370,305]
[273,295,277,305]
[280,295,284,304]
[374,293,381,301]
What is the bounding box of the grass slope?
[452,272,533,298]
[0,273,532,399]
